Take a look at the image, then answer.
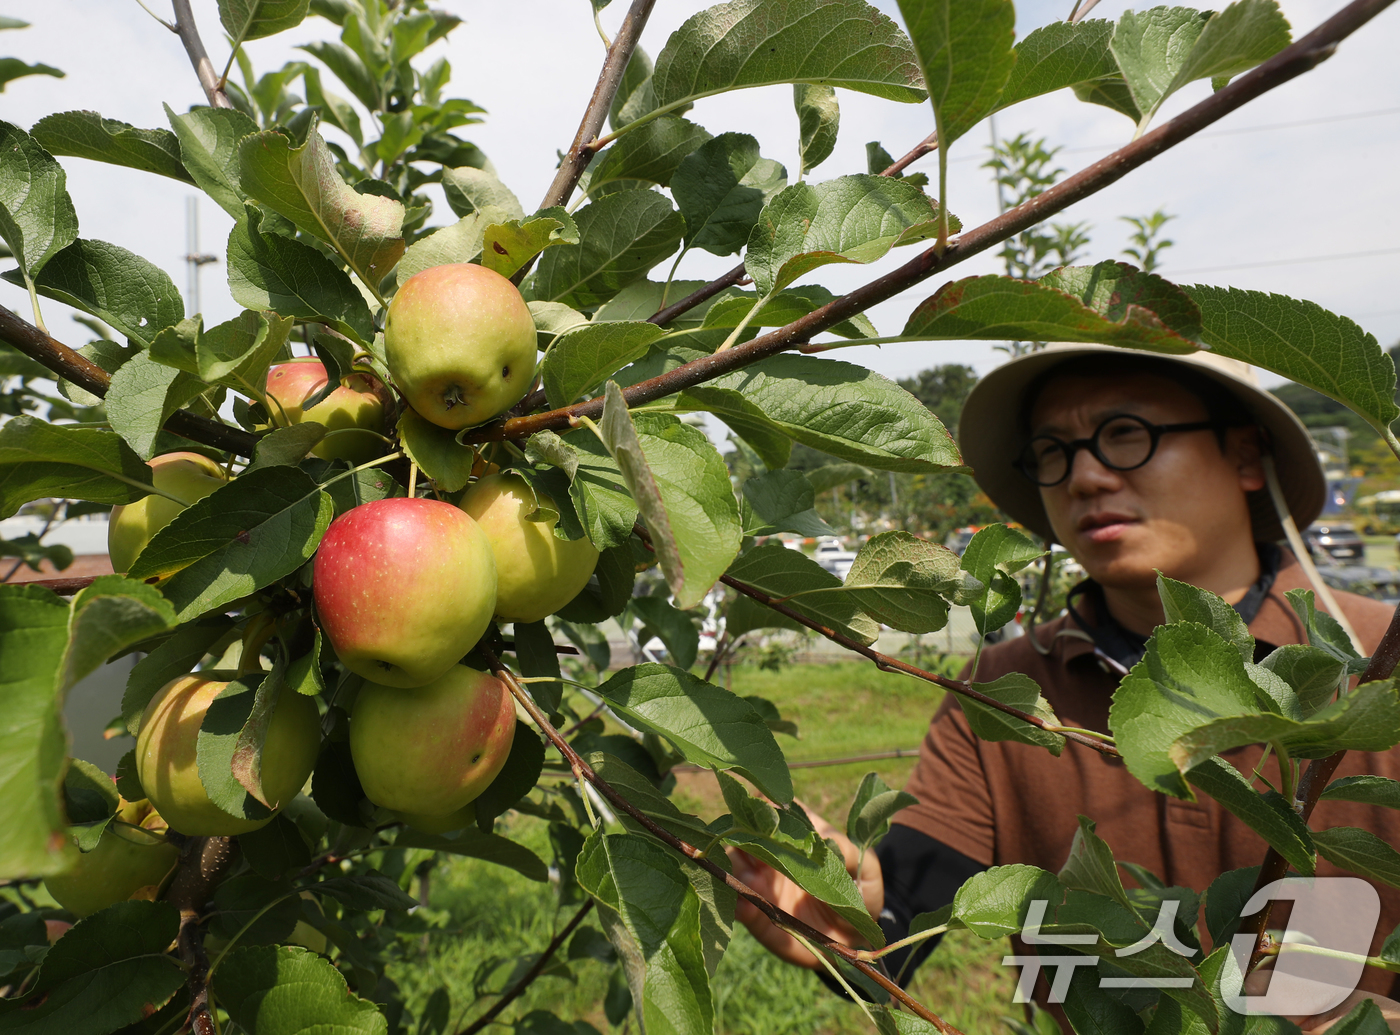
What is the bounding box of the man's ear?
[1229,426,1266,492]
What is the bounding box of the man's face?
[1029,372,1265,591]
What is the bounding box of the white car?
[813,538,856,580]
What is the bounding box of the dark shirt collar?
[1065,543,1282,674]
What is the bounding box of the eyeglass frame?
[1013,413,1231,487]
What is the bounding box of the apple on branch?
[384,263,538,430]
[108,452,228,574]
[312,497,497,687]
[135,673,321,836]
[265,357,387,464]
[44,797,180,917]
[350,664,516,817]
[460,473,599,624]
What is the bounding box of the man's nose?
[1064,446,1123,495]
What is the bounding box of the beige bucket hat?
[956,345,1327,544]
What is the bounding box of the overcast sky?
[2,0,1398,390]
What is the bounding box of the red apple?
[265,357,386,464]
[460,473,599,623]
[350,665,515,815]
[135,673,321,836]
[384,264,537,430]
[108,452,228,573]
[312,498,497,688]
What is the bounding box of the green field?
[394,660,1022,1035]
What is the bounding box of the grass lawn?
[391,659,1022,1035]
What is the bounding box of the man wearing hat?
[730,345,1400,1027]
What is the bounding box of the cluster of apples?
[51,265,602,908]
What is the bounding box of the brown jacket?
[899,553,1400,996]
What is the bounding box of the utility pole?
[184,196,219,316]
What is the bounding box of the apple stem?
[407,461,418,498]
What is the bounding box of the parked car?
[813,537,856,580]
[1318,564,1400,605]
[1303,522,1366,563]
[944,527,979,556]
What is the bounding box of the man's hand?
[726,806,883,970]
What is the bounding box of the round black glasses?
[1014,414,1222,487]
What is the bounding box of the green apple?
[350,665,515,816]
[459,473,599,623]
[265,357,386,465]
[312,498,498,688]
[108,452,228,574]
[135,673,321,836]
[44,798,179,917]
[396,801,477,835]
[384,263,537,430]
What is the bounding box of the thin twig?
[537,0,657,212]
[647,263,749,327]
[461,0,1391,447]
[479,646,966,1035]
[170,0,233,109]
[458,900,595,1035]
[0,305,259,457]
[163,836,237,1035]
[23,575,101,595]
[1242,601,1400,968]
[880,130,940,178]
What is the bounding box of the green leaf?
[845,771,917,852]
[700,285,876,339]
[959,524,1042,635]
[717,769,779,836]
[165,104,260,219]
[961,673,1065,756]
[901,267,1200,354]
[392,826,550,881]
[1072,75,1143,122]
[0,120,78,282]
[1158,573,1254,663]
[543,430,639,550]
[238,122,404,290]
[473,723,546,832]
[245,424,327,472]
[1323,1000,1392,1035]
[1110,622,1269,798]
[897,0,1016,146]
[1185,757,1315,875]
[11,238,183,345]
[597,662,792,803]
[1321,775,1400,810]
[1112,0,1290,132]
[590,753,718,848]
[1285,589,1367,672]
[746,175,950,296]
[0,901,184,1035]
[220,0,311,43]
[648,0,926,122]
[671,132,787,258]
[63,758,118,827]
[0,58,63,93]
[211,875,300,944]
[529,300,590,350]
[310,870,418,911]
[1057,815,1132,908]
[577,831,713,1035]
[194,309,296,395]
[611,45,655,129]
[105,351,210,460]
[228,207,374,345]
[63,576,177,693]
[1169,680,1400,772]
[588,117,712,195]
[239,813,312,879]
[535,190,685,308]
[30,111,192,184]
[1312,826,1400,889]
[725,542,879,646]
[481,208,580,279]
[196,674,278,823]
[842,530,968,634]
[739,469,834,538]
[122,616,234,734]
[952,864,1063,938]
[1185,285,1400,439]
[397,207,508,281]
[542,321,666,408]
[793,85,839,176]
[215,945,388,1035]
[398,408,475,493]
[997,20,1120,112]
[1257,644,1347,718]
[598,391,741,609]
[127,465,335,621]
[679,354,962,473]
[0,417,159,520]
[0,586,73,878]
[442,165,524,220]
[630,596,700,670]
